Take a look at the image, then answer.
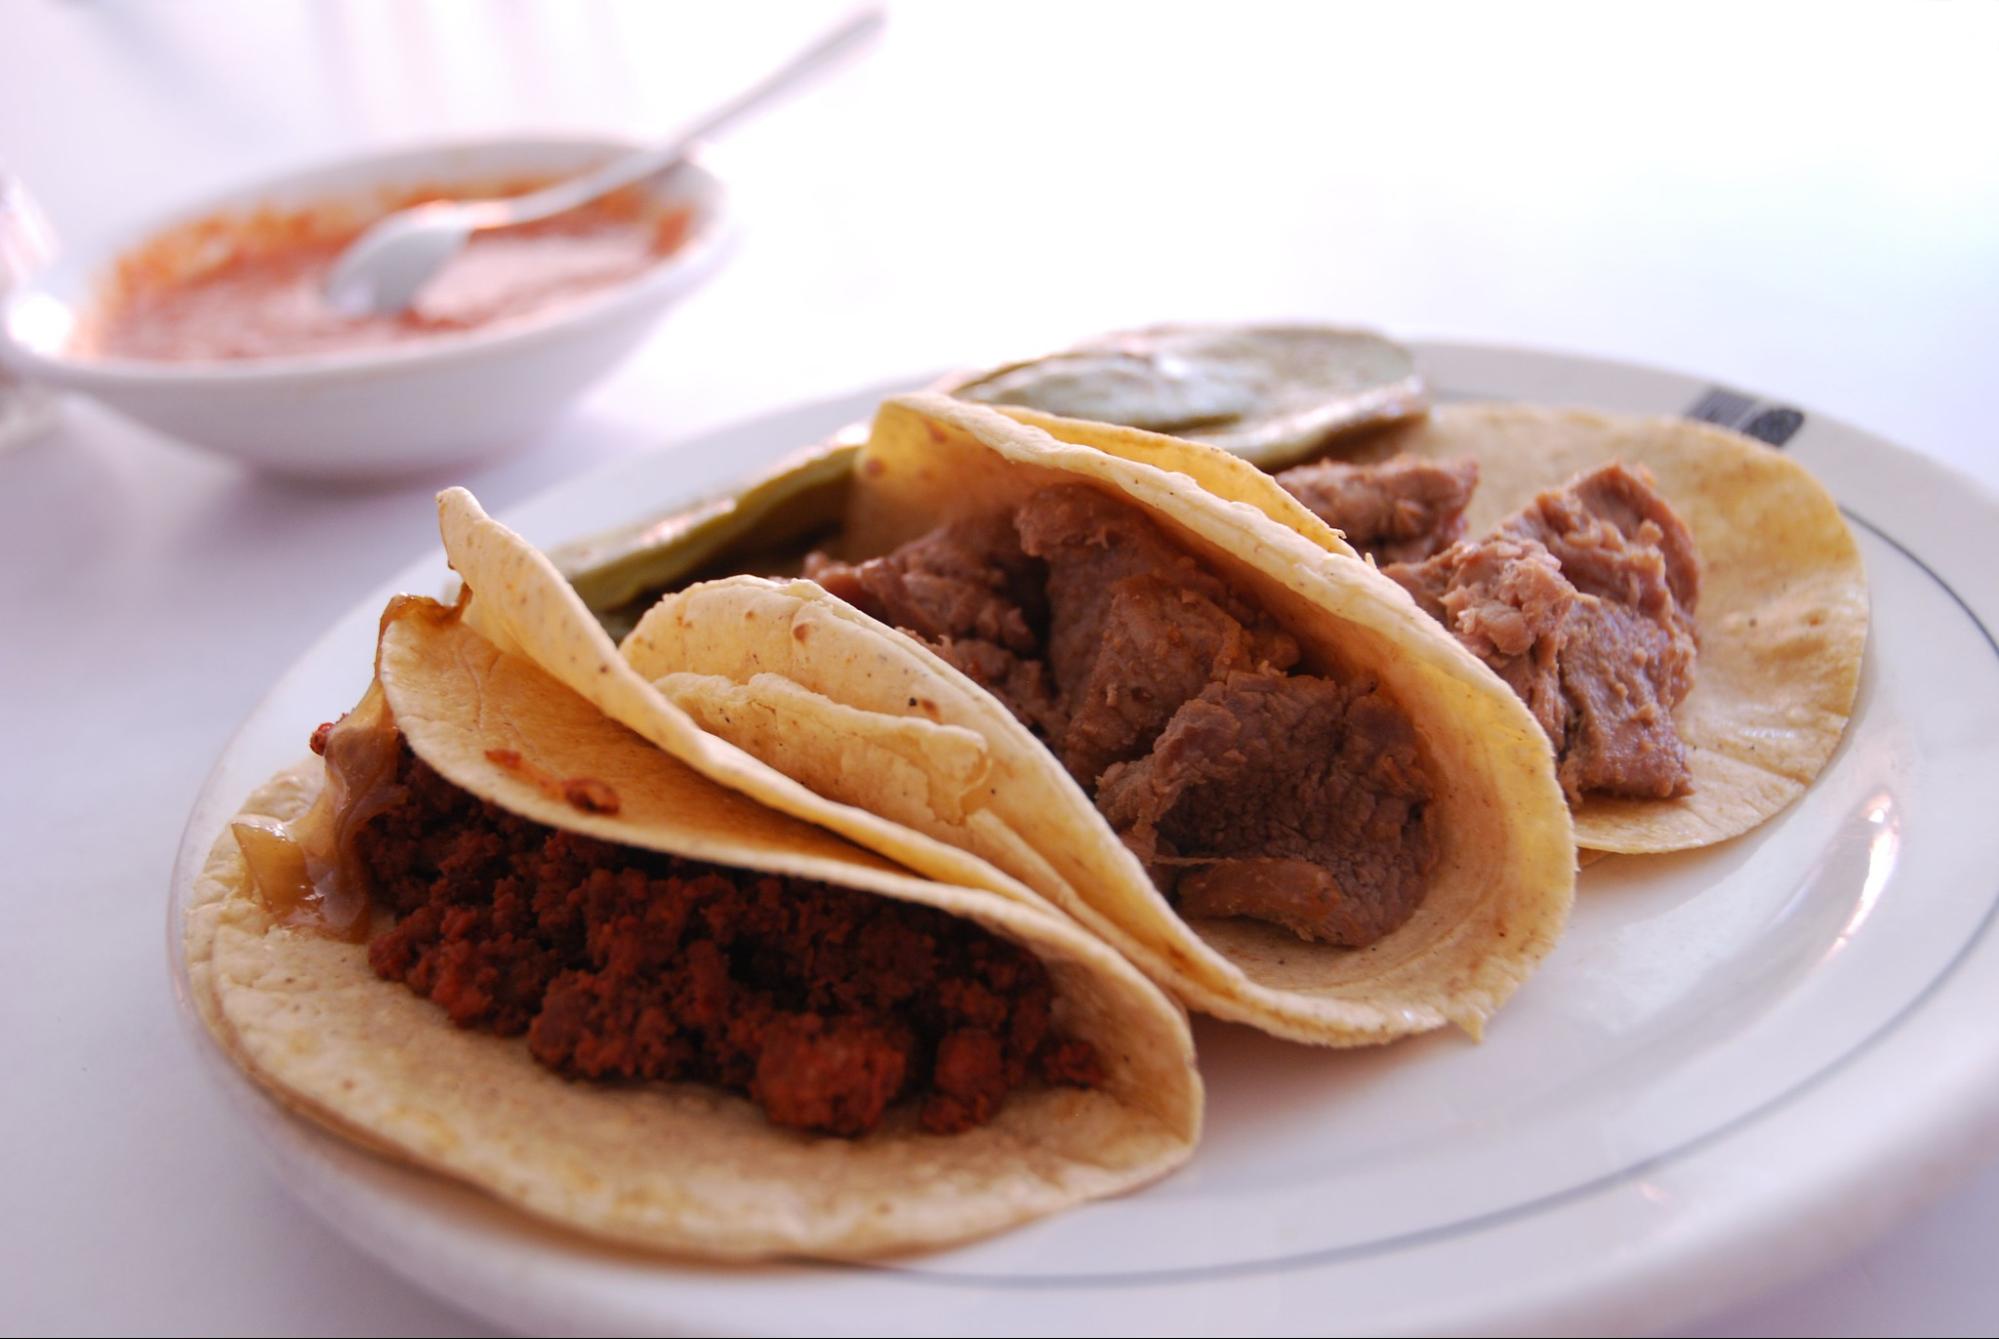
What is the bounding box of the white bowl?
[0,136,731,481]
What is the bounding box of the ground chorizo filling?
[806,484,1440,949]
[313,731,1103,1138]
[1274,456,1702,802]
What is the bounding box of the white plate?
[167,342,1999,1337]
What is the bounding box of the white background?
[3,2,1995,1333]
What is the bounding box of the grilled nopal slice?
[553,322,1423,635]
[940,323,1428,469]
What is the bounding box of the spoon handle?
[476,8,885,229]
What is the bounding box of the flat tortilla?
[1347,404,1868,852]
[623,393,1576,1046]
[183,598,1200,1260]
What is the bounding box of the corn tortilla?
[1347,404,1868,852]
[183,597,1201,1260]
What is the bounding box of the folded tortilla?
[614,394,1576,1046]
[184,589,1200,1261]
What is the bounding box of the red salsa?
[76,177,692,362]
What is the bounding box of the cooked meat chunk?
[1385,462,1699,802]
[1275,455,1480,564]
[1503,461,1699,614]
[1097,671,1435,947]
[804,484,1436,948]
[1011,484,1278,674]
[806,516,1062,736]
[750,1014,912,1138]
[1546,600,1696,799]
[1014,486,1300,786]
[1387,536,1577,752]
[924,1028,1010,1134]
[355,740,1101,1137]
[805,512,1045,656]
[928,636,1068,740]
[1046,574,1288,787]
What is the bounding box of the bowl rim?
[0,131,732,388]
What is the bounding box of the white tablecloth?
[4,3,1994,1333]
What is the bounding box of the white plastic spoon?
[324,8,883,317]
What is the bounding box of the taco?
[184,589,1200,1260]
[1250,405,1868,853]
[603,393,1575,1047]
[931,328,1866,853]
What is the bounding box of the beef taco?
[1253,404,1869,853]
[608,393,1576,1047]
[184,590,1200,1260]
[931,329,1865,853]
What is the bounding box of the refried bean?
[332,734,1103,1138]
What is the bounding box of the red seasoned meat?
[1275,455,1480,564]
[1096,671,1436,947]
[355,740,1101,1138]
[750,1014,913,1138]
